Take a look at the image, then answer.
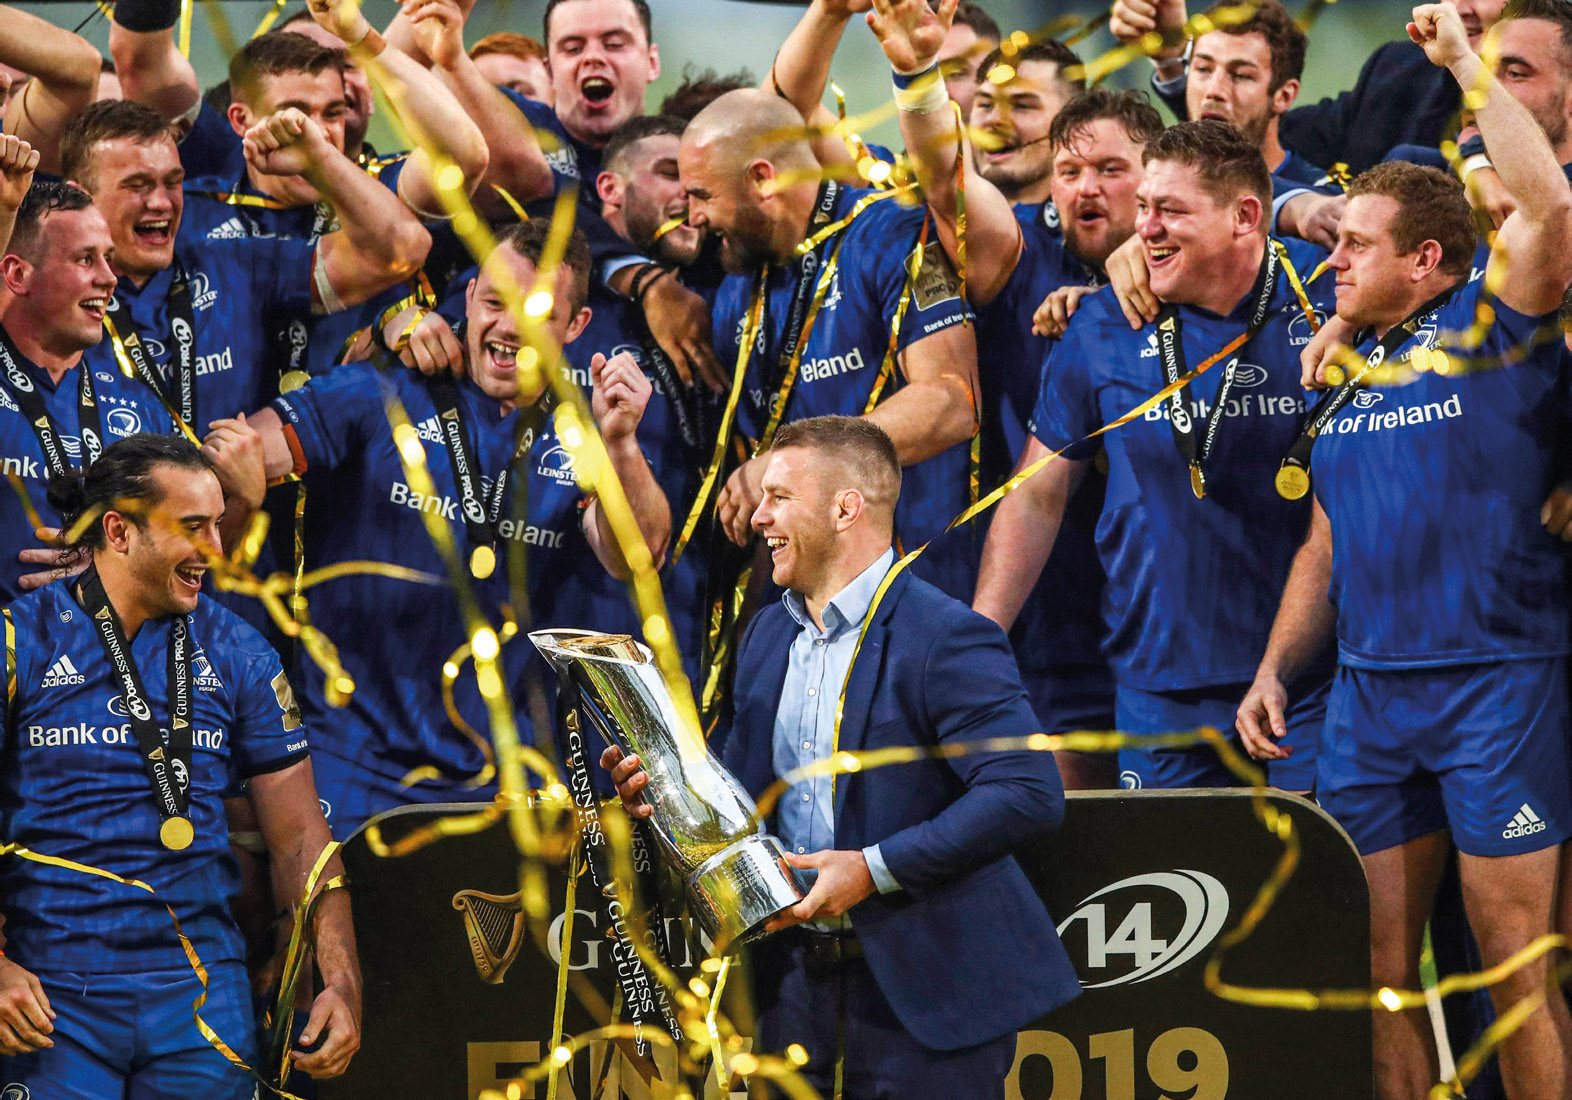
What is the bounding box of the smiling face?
[1051,117,1145,268]
[679,139,779,273]
[1457,0,1510,46]
[14,205,119,355]
[1136,158,1250,305]
[78,135,184,283]
[117,463,225,618]
[752,446,840,596]
[970,60,1070,198]
[615,133,701,265]
[465,245,590,403]
[547,0,659,148]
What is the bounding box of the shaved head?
[680,89,824,271]
[685,88,818,176]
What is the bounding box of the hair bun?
[44,467,89,518]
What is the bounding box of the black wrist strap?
[112,0,183,32]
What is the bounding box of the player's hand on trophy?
[766,849,875,931]
[0,956,54,1054]
[601,745,654,818]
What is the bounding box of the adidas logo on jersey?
[41,655,86,688]
[1503,803,1547,840]
[207,217,251,240]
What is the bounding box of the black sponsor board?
[321,790,1370,1099]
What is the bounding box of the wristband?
[891,62,940,88]
[1459,153,1493,181]
[893,66,948,114]
[637,266,672,305]
[346,24,387,59]
[625,262,660,303]
[112,0,182,32]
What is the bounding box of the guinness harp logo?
[452,890,526,984]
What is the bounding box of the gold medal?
[1275,464,1311,500]
[1189,464,1206,500]
[160,816,194,851]
[279,370,309,394]
[469,544,497,579]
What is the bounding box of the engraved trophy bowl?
[531,628,805,949]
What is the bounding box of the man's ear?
[564,305,593,346]
[596,169,624,211]
[835,488,866,531]
[1,253,32,297]
[1271,77,1300,117]
[1411,239,1446,284]
[102,510,133,553]
[747,158,778,198]
[226,101,254,139]
[1235,193,1265,240]
[646,43,661,85]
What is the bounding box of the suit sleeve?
[875,609,1066,895]
[1278,50,1383,171]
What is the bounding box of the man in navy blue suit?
[604,415,1079,1098]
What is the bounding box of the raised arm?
[382,0,476,68]
[403,0,556,217]
[0,4,107,174]
[868,0,1021,307]
[1414,2,1572,313]
[972,436,1086,630]
[310,0,489,217]
[764,0,870,171]
[108,0,200,122]
[584,351,672,578]
[242,108,431,309]
[0,134,38,256]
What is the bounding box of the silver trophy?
[531,628,806,949]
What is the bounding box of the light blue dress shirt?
[773,548,901,907]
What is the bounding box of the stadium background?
[19,0,1429,154]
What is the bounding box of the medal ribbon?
[1155,240,1284,499]
[673,183,904,561]
[1276,282,1460,498]
[104,262,202,446]
[0,328,104,476]
[424,371,551,577]
[76,565,194,842]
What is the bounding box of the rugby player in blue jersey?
[687,89,980,602]
[975,120,1337,793]
[1241,5,1572,1095]
[871,0,1154,788]
[0,433,358,1095]
[2,179,187,603]
[236,222,670,837]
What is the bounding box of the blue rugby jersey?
[558,285,719,684]
[975,204,1109,679]
[270,361,587,786]
[0,350,176,604]
[1,582,307,971]
[711,186,976,599]
[1312,271,1572,668]
[1030,237,1338,690]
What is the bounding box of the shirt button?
[802,740,811,750]
[807,688,817,697]
[815,639,826,647]
[797,846,806,853]
[802,793,811,802]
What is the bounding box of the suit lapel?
[737,610,794,802]
[832,571,907,820]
